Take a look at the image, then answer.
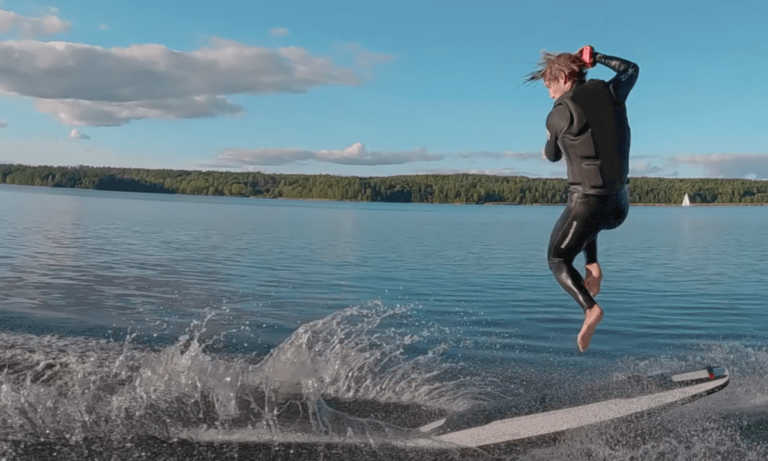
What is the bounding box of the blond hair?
[524,51,587,85]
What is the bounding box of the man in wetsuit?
[526,46,639,351]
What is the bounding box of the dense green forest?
[2,164,767,204]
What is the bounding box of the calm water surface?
[1,183,767,460]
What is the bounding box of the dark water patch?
[0,438,490,461]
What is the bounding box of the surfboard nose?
[672,365,728,382]
[707,366,727,380]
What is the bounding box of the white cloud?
[629,161,665,177]
[0,8,70,38]
[412,167,526,176]
[37,95,243,126]
[0,37,362,126]
[0,39,359,100]
[546,170,567,178]
[68,128,90,139]
[215,147,314,166]
[206,145,560,170]
[625,154,768,179]
[0,119,6,128]
[209,142,444,167]
[346,43,394,68]
[270,27,289,36]
[455,151,540,160]
[99,24,108,30]
[505,152,541,161]
[671,153,768,179]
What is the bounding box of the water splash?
[2,307,768,460]
[255,302,487,410]
[0,302,486,452]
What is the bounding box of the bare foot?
[577,305,603,352]
[584,263,603,297]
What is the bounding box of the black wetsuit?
[544,53,639,312]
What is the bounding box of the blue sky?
[0,0,766,179]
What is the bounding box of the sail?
[682,193,691,207]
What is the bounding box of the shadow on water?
[0,304,767,460]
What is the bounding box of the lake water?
[1,183,767,460]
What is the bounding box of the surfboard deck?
[413,365,729,448]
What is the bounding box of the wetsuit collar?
[555,80,586,103]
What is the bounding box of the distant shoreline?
[1,184,765,206]
[481,201,766,207]
[259,197,768,207]
[630,203,767,207]
[1,167,766,206]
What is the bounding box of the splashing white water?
[0,303,486,447]
[2,306,768,460]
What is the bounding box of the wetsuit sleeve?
[594,52,639,103]
[544,104,571,162]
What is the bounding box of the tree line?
[2,164,767,204]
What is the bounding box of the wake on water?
[0,303,767,460]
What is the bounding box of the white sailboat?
[682,193,691,207]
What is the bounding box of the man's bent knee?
[547,257,595,313]
[548,257,566,277]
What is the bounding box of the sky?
[0,0,766,179]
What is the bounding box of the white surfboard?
[415,365,729,448]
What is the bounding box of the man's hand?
[576,46,596,69]
[584,262,602,297]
